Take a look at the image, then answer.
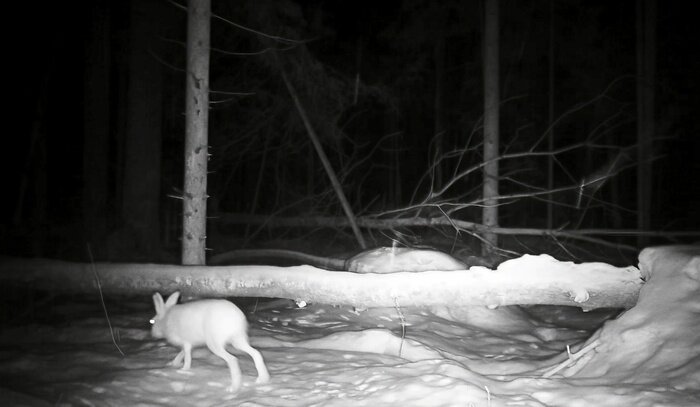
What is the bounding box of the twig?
[87,244,125,357]
[167,0,305,45]
[542,339,601,378]
[394,297,405,358]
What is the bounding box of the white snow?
[0,245,698,406]
[347,247,466,273]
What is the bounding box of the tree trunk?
[122,0,163,258]
[482,0,500,255]
[182,0,211,265]
[636,0,656,247]
[0,255,643,310]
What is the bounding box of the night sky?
[4,0,699,261]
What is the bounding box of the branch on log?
[0,255,642,310]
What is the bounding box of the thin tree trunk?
[636,0,655,247]
[182,0,211,265]
[278,59,367,249]
[482,0,500,255]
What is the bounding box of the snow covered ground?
[0,245,698,406]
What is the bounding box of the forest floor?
[0,241,697,406]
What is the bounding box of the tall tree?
[181,0,211,265]
[636,0,655,246]
[482,0,500,255]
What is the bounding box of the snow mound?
[549,245,700,390]
[347,247,465,273]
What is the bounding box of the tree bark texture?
[182,0,211,265]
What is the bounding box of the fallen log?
[0,254,642,309]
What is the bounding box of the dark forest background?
[3,0,699,263]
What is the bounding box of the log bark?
[0,255,642,310]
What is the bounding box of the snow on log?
[0,254,643,309]
[543,245,700,382]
